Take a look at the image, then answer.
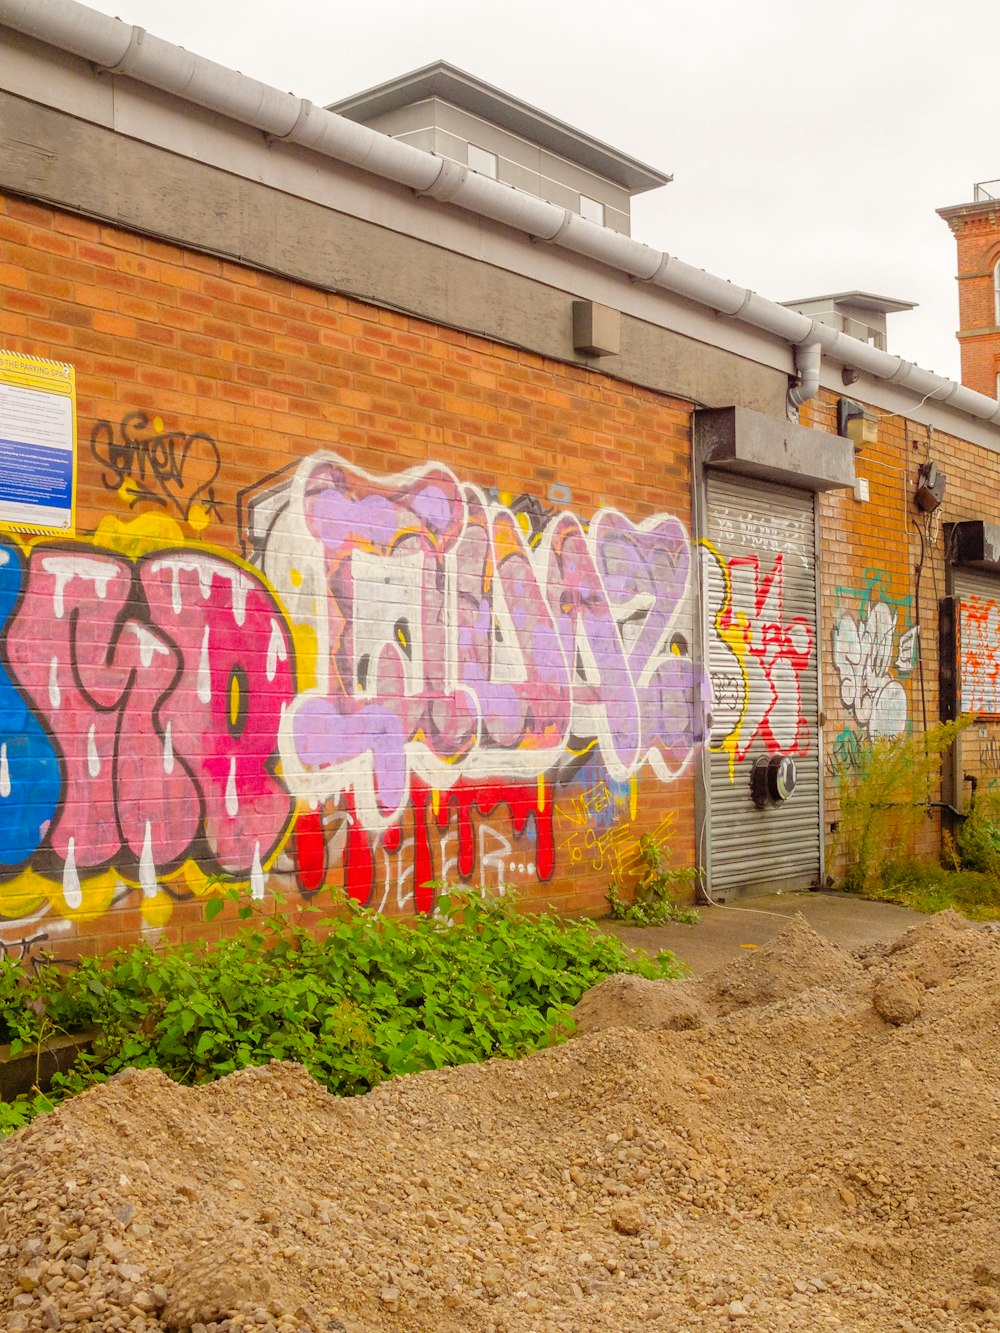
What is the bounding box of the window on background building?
[996,369,1000,401]
[994,257,1000,324]
[579,193,605,226]
[467,143,498,179]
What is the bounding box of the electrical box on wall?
[853,476,870,503]
[916,460,946,511]
[572,300,621,357]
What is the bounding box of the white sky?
[81,0,1000,385]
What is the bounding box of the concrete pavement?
[601,890,927,975]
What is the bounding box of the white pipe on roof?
[2,0,999,427]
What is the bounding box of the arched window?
[994,257,1000,324]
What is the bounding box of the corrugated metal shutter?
[703,473,821,894]
[953,567,1000,715]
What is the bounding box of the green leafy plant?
[0,960,47,1049]
[607,833,700,926]
[862,856,1000,919]
[954,786,1000,875]
[0,887,686,1135]
[832,718,972,895]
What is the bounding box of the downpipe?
[787,339,822,421]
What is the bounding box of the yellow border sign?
[0,350,77,535]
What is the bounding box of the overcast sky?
[82,0,1000,385]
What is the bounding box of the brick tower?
[938,182,1000,397]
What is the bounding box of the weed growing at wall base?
[863,859,1000,920]
[0,890,685,1133]
[607,833,699,926]
[832,719,972,895]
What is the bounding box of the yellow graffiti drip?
[187,502,211,533]
[140,892,173,929]
[228,672,242,729]
[698,539,751,782]
[93,511,188,558]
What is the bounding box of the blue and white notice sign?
[0,351,76,534]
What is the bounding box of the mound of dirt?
[570,973,706,1036]
[704,913,864,1014]
[572,915,871,1034]
[2,912,1000,1332]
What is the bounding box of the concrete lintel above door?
[695,405,855,493]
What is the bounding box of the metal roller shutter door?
[703,473,821,894]
[953,567,1000,716]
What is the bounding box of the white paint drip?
[41,555,120,619]
[250,841,265,900]
[127,622,170,668]
[62,837,82,910]
[225,755,239,818]
[162,721,174,775]
[219,567,252,626]
[0,743,9,799]
[265,618,287,682]
[86,723,100,778]
[139,821,158,898]
[196,624,211,704]
[149,556,252,625]
[48,657,61,709]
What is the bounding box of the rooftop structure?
[328,61,670,236]
[781,291,917,353]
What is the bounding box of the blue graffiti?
[0,545,60,870]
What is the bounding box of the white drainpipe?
[787,341,823,420]
[2,0,999,428]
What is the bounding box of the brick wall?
[807,389,1000,877]
[8,190,1000,965]
[943,209,1000,397]
[0,195,702,964]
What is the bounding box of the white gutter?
[2,0,999,428]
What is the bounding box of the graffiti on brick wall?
[832,571,916,742]
[0,511,296,929]
[555,763,679,884]
[980,732,1000,776]
[0,440,714,942]
[700,543,814,774]
[91,411,222,528]
[960,595,1000,715]
[241,452,709,907]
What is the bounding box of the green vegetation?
[859,857,1000,919]
[833,716,1000,919]
[953,785,1000,877]
[607,832,700,927]
[832,719,970,896]
[0,888,685,1136]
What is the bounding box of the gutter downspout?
[787,340,822,422]
[2,0,1000,429]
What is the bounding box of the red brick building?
[938,183,1000,397]
[4,4,1000,965]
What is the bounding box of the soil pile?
[2,912,1000,1332]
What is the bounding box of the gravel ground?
[1,910,1000,1332]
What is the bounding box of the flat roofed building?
[327,61,671,236]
